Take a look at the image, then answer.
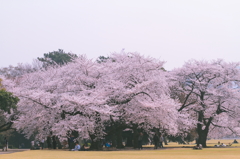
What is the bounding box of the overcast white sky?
[0,0,240,70]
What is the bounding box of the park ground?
[1,139,240,159]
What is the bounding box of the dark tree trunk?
[107,115,126,148]
[108,126,124,148]
[201,133,207,147]
[116,129,124,148]
[125,136,133,147]
[201,118,211,147]
[56,137,62,149]
[133,127,138,149]
[196,111,211,148]
[125,131,133,147]
[111,133,117,147]
[196,129,208,148]
[89,134,102,150]
[89,112,103,150]
[196,111,204,147]
[90,139,102,150]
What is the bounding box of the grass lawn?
[1,139,240,159]
[205,139,240,147]
[142,139,240,148]
[1,148,240,159]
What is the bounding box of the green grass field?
[1,139,240,159]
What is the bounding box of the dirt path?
[0,149,30,155]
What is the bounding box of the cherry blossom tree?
[0,59,43,78]
[171,59,240,147]
[101,53,193,147]
[2,56,106,141]
[2,53,193,149]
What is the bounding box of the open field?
[1,148,240,159]
[142,139,240,148]
[1,139,240,159]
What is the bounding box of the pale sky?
[0,0,240,70]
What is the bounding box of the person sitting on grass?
[220,143,226,147]
[228,143,232,146]
[193,144,202,150]
[233,139,238,144]
[105,142,111,148]
[71,142,81,151]
[81,144,89,151]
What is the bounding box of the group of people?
[29,134,89,151]
[153,133,165,149]
[67,135,88,151]
[214,141,234,147]
[31,139,45,150]
[30,135,58,150]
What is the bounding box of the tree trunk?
[111,133,117,147]
[56,137,62,149]
[196,111,211,148]
[116,129,124,148]
[196,111,204,147]
[133,127,138,149]
[89,112,103,150]
[196,129,208,148]
[201,133,207,147]
[89,134,102,150]
[125,131,133,147]
[90,139,102,150]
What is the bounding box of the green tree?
[97,56,109,63]
[0,78,19,133]
[37,49,78,66]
